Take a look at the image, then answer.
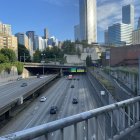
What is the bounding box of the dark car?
[71,85,74,88]
[72,98,78,104]
[50,106,58,114]
[21,83,28,87]
[77,78,79,81]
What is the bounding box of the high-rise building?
[0,22,12,36]
[34,36,46,51]
[79,0,97,44]
[122,4,134,29]
[74,25,80,41]
[108,23,133,46]
[44,28,49,39]
[138,17,140,29]
[26,31,35,50]
[15,33,29,49]
[0,22,17,56]
[0,35,18,55]
[132,29,140,45]
[26,31,35,58]
[104,30,109,45]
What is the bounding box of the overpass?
[24,63,86,75]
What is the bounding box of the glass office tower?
[122,4,134,29]
[79,0,97,44]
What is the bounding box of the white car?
[40,96,47,102]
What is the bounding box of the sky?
[0,0,140,43]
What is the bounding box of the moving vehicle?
[71,85,74,88]
[40,96,47,102]
[68,75,73,80]
[21,83,27,87]
[50,106,58,114]
[72,98,78,104]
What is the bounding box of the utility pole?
[24,53,25,63]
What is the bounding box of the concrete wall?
[0,66,19,84]
[0,67,30,84]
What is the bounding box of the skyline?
[0,0,139,42]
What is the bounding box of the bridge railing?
[1,96,140,140]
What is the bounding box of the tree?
[18,44,31,62]
[33,49,41,63]
[86,55,92,67]
[0,48,17,62]
[0,53,9,63]
[62,40,76,55]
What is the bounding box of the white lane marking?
[24,118,34,129]
[35,106,39,110]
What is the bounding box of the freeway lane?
[0,75,104,140]
[0,75,56,109]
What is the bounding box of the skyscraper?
[122,4,134,29]
[74,24,80,41]
[79,0,97,44]
[108,23,133,46]
[44,28,49,39]
[138,17,140,29]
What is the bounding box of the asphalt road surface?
[0,75,104,140]
[0,75,55,109]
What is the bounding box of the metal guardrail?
[0,96,140,140]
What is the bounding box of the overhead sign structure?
[70,68,77,73]
[77,68,85,73]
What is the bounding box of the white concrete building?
[79,0,97,44]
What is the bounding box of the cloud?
[97,0,140,30]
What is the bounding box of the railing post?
[137,102,140,121]
[95,116,98,140]
[74,123,77,140]
[103,114,106,140]
[61,128,64,140]
[45,133,48,140]
[128,106,131,127]
[122,107,126,131]
[85,120,88,140]
[117,109,120,135]
[110,111,113,139]
[133,104,135,125]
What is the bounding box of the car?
[40,96,47,102]
[72,98,78,104]
[21,83,27,87]
[17,77,22,81]
[71,85,74,88]
[50,106,58,114]
[77,78,79,81]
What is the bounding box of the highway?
[0,75,101,140]
[0,75,56,109]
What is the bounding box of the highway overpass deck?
[0,74,58,117]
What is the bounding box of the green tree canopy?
[33,49,42,63]
[62,40,76,55]
[86,55,92,67]
[18,44,31,62]
[0,48,17,62]
[0,53,9,63]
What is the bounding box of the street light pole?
[54,55,56,65]
[41,53,45,76]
